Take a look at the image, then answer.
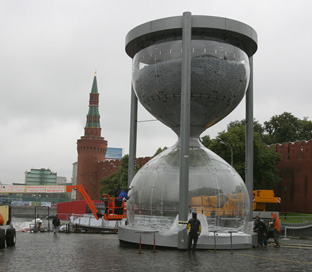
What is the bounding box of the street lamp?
[217,137,234,167]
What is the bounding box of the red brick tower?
[76,73,107,200]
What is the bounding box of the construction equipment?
[65,184,126,221]
[102,194,127,221]
[191,193,245,217]
[191,190,281,217]
[0,205,16,249]
[253,190,281,211]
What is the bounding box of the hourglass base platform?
[118,214,257,250]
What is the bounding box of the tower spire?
[84,73,101,136]
[91,72,98,93]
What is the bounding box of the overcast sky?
[1,0,311,184]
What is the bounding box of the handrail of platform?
[135,230,159,254]
[283,224,312,239]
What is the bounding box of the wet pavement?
[0,232,312,272]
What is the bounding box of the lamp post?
[217,137,233,167]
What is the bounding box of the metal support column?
[245,57,254,221]
[178,11,192,249]
[128,84,138,187]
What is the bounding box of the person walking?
[271,213,281,248]
[52,215,61,235]
[187,213,201,251]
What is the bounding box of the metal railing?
[283,223,312,239]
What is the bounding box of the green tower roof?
[85,73,101,128]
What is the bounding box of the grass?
[279,213,312,224]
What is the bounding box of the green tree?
[253,133,281,188]
[263,112,312,144]
[201,120,281,189]
[153,146,168,157]
[264,112,300,144]
[99,155,130,197]
[228,119,264,135]
[298,117,312,141]
[201,135,213,148]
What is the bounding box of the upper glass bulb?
[132,40,250,137]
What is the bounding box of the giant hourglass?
[119,14,258,249]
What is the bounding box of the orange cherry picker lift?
[65,184,127,221]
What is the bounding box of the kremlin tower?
[76,73,107,200]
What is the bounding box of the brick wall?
[97,156,152,182]
[271,140,312,213]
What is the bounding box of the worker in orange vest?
[271,213,281,248]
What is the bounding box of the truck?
[191,193,245,217]
[253,190,281,211]
[0,205,16,249]
[191,190,281,218]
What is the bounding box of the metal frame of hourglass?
[120,12,258,249]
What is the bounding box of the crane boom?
[66,184,100,220]
[65,184,127,221]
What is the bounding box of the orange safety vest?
[272,213,280,232]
